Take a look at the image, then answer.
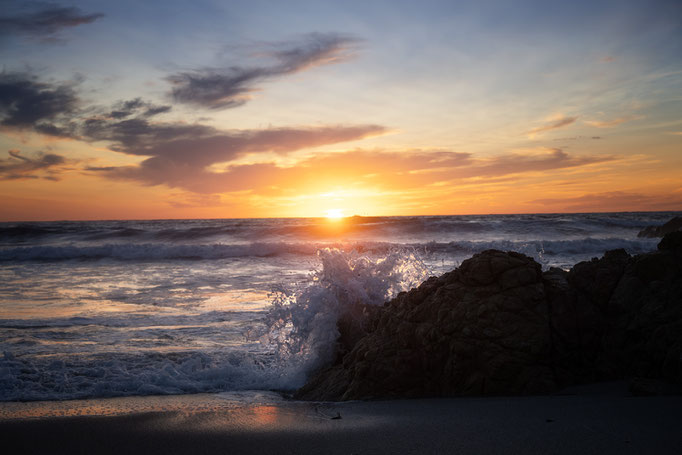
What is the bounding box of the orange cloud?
[527,116,577,137]
[584,116,640,128]
[90,147,616,196]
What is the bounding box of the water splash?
[264,248,429,387]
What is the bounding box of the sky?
[0,0,681,220]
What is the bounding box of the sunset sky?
[1,0,681,220]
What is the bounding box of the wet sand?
[1,384,681,455]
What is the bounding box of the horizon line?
[2,209,681,224]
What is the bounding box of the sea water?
[0,212,676,401]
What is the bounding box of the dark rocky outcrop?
[638,216,682,238]
[296,231,682,401]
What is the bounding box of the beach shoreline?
[2,384,681,454]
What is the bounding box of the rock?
[658,230,682,255]
[296,232,682,401]
[567,248,629,310]
[600,232,682,383]
[637,216,682,238]
[297,250,555,400]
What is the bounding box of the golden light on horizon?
[325,208,345,219]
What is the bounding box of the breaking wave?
[0,237,658,264]
[262,248,429,387]
[0,248,429,401]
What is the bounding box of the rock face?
[638,216,682,237]
[296,232,682,401]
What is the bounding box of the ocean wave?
[0,311,257,330]
[0,242,318,261]
[0,237,658,262]
[0,248,430,401]
[0,236,665,401]
[0,350,279,401]
[3,212,677,246]
[262,248,430,386]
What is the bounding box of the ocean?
[0,212,677,402]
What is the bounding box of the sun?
[325,208,344,219]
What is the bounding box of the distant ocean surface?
[0,212,678,401]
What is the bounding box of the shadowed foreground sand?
[1,384,681,455]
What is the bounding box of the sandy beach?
[2,384,681,455]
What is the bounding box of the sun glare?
[325,208,344,219]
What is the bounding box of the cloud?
[551,135,602,142]
[528,116,577,137]
[0,72,80,132]
[167,33,360,109]
[81,112,385,157]
[0,72,173,140]
[529,191,682,211]
[0,149,68,180]
[106,98,172,119]
[88,125,388,191]
[1,73,614,200]
[584,117,639,128]
[0,71,387,191]
[90,147,615,195]
[0,1,103,42]
[93,149,470,194]
[464,148,609,177]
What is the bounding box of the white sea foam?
[263,248,429,388]
[0,248,429,401]
[0,350,276,401]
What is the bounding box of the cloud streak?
[90,147,615,195]
[0,1,103,42]
[465,148,607,177]
[167,33,360,109]
[0,149,68,180]
[528,116,577,137]
[530,191,682,211]
[584,116,639,128]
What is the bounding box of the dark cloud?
[528,116,577,136]
[82,118,214,153]
[0,73,173,140]
[0,1,103,42]
[168,33,360,109]
[1,71,387,192]
[106,98,172,120]
[84,117,373,159]
[0,72,609,198]
[0,72,79,131]
[0,149,68,180]
[0,72,376,171]
[89,124,387,190]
